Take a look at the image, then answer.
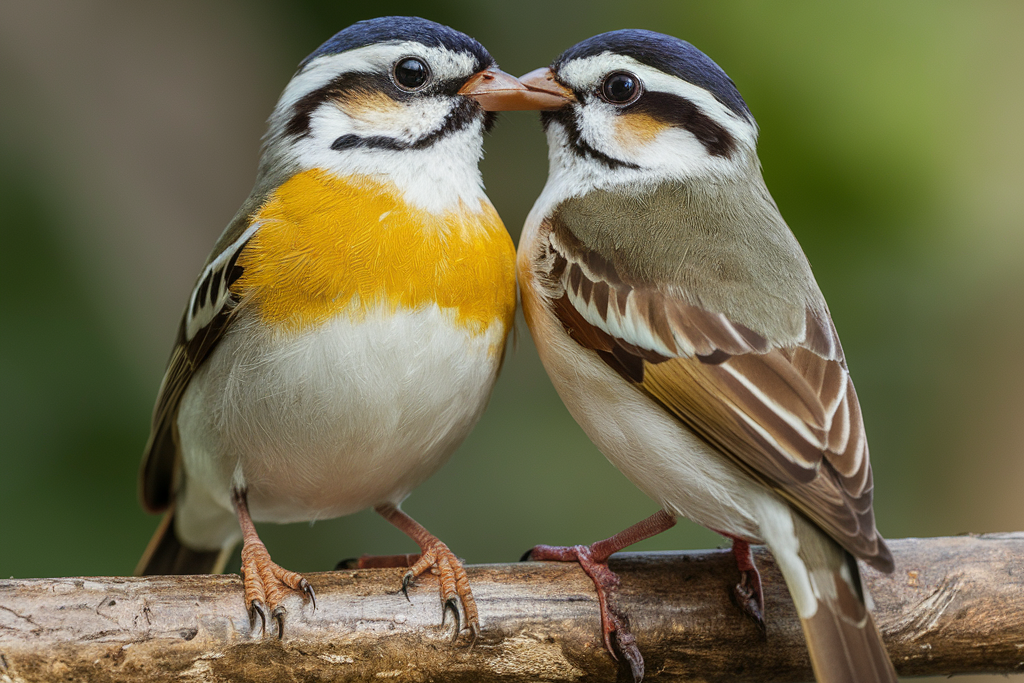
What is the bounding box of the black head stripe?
[541,108,640,171]
[286,72,395,138]
[301,17,493,73]
[330,96,482,152]
[626,91,737,157]
[554,29,752,123]
[285,71,484,140]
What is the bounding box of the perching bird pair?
[135,16,897,683]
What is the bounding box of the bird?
[514,30,898,683]
[134,16,551,641]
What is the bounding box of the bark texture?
[0,533,1021,682]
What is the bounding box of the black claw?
[334,557,359,570]
[301,579,317,611]
[732,583,766,638]
[401,571,414,603]
[519,548,535,562]
[615,629,645,683]
[272,605,286,640]
[249,599,267,637]
[443,597,461,642]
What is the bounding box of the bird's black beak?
[459,66,571,111]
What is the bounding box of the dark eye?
[600,71,641,104]
[394,57,430,90]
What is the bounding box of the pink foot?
[526,543,644,682]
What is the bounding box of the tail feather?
[800,574,897,683]
[769,508,897,683]
[136,506,232,576]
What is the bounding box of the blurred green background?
[1,1,1022,679]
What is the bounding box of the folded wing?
[139,224,257,513]
[538,218,892,571]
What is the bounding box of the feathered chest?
[232,169,516,334]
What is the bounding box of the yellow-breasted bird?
[135,16,549,640]
[515,31,897,682]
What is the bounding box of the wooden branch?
[1,534,1021,682]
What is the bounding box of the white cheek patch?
[285,120,488,215]
[535,52,760,211]
[262,41,490,214]
[310,93,452,145]
[572,97,716,174]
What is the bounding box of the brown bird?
[515,30,897,682]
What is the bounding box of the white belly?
[520,279,770,543]
[175,303,505,546]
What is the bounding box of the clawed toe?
[234,488,314,639]
[401,539,479,642]
[240,541,314,638]
[299,578,317,610]
[732,573,766,635]
[521,513,676,682]
[442,597,461,641]
[373,504,480,644]
[529,543,648,681]
[727,538,766,636]
[271,605,286,639]
[248,598,267,635]
[614,627,645,683]
[401,571,414,602]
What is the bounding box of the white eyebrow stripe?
[275,43,481,114]
[557,53,756,148]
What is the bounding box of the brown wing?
[538,219,892,572]
[138,228,255,513]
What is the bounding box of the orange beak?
[517,67,576,109]
[458,66,573,111]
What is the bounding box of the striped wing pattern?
[139,228,255,513]
[539,220,892,571]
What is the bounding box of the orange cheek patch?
[334,91,403,124]
[614,113,668,147]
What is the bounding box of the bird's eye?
[600,71,641,104]
[394,57,430,90]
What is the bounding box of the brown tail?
[800,570,897,683]
[783,513,898,683]
[135,506,231,576]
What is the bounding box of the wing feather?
[537,218,893,571]
[138,226,255,513]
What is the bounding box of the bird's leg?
[232,488,315,638]
[731,538,765,633]
[524,509,677,683]
[374,503,479,644]
[713,532,765,633]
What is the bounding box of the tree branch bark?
[1,533,1021,682]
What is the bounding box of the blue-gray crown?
[301,16,493,72]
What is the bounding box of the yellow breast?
[232,169,516,337]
